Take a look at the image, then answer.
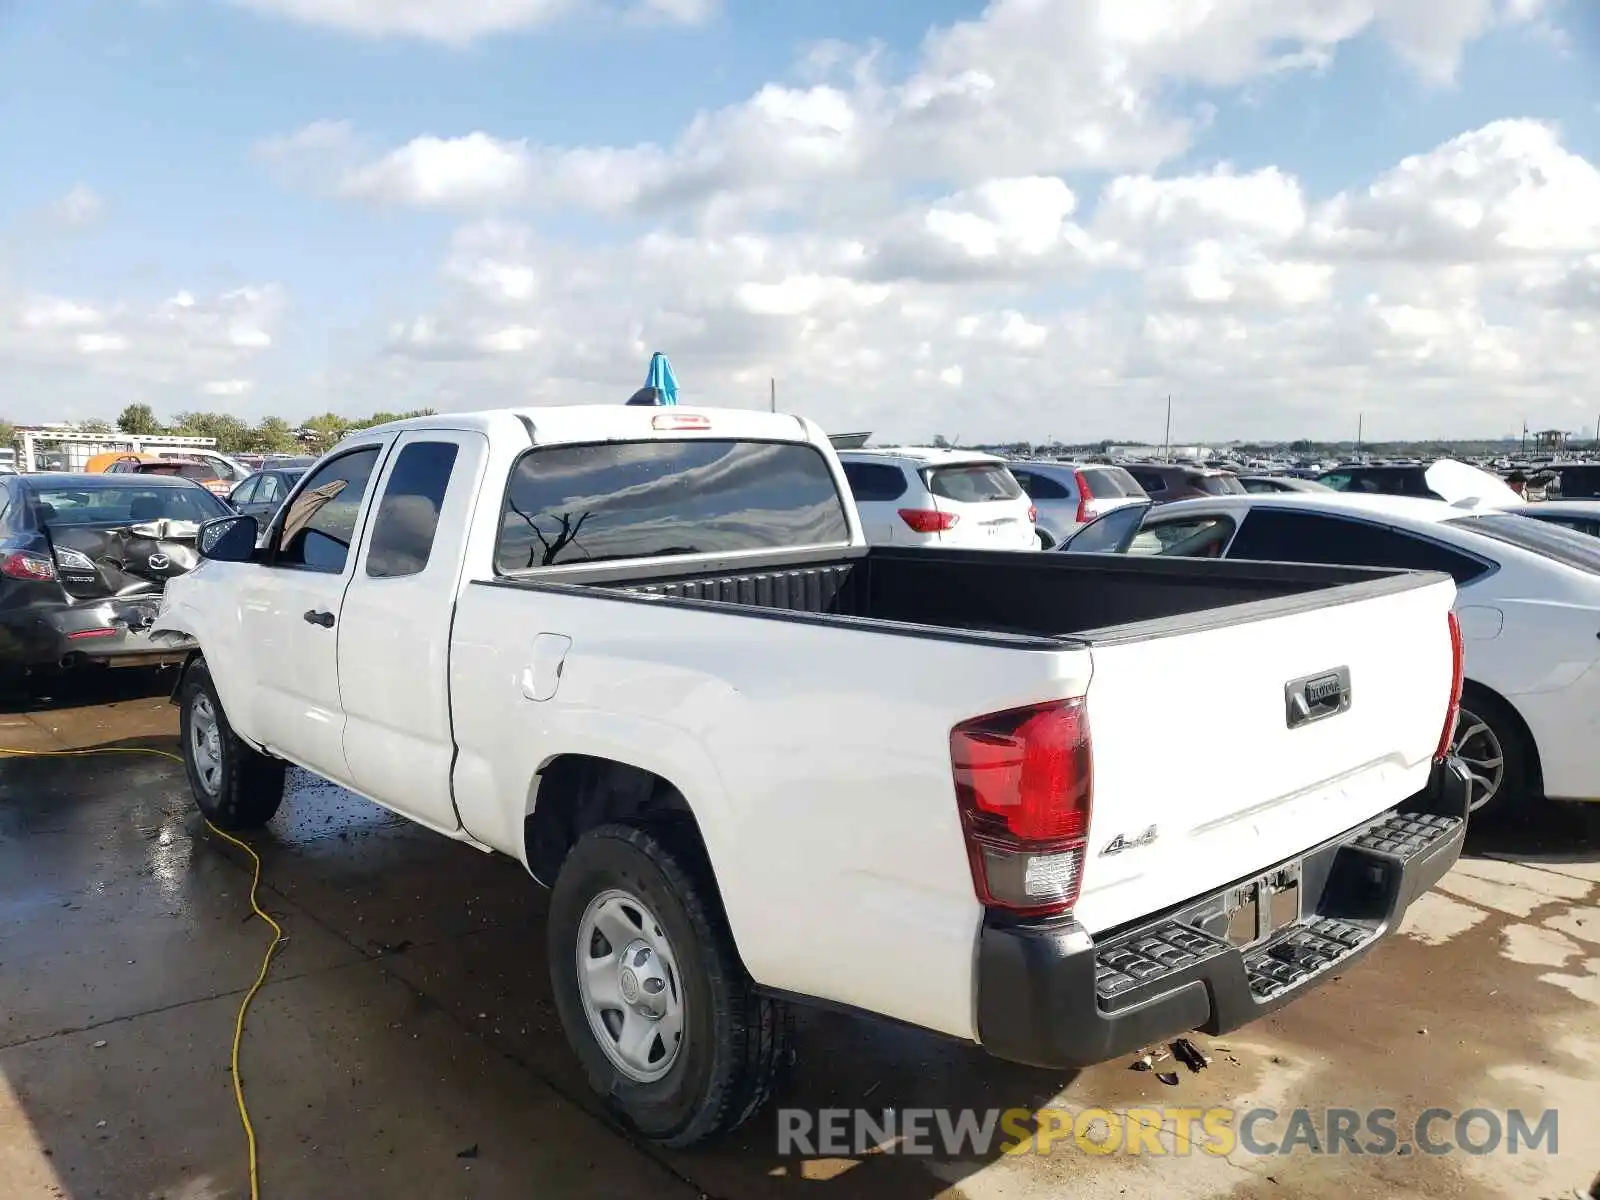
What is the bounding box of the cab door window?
[272,447,382,573]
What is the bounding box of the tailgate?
[1071,575,1456,935]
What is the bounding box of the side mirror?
[198,514,259,562]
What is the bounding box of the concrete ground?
[1,672,1597,1200]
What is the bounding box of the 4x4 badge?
[1100,824,1159,856]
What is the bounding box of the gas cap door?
[1456,605,1504,640]
[520,633,573,702]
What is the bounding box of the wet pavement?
[2,671,1598,1199]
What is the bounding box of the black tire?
[178,658,286,830]
[1454,682,1534,821]
[1036,529,1054,550]
[547,822,789,1148]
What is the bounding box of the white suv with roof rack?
[835,448,1037,550]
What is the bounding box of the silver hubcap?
[1451,706,1505,813]
[189,693,223,797]
[576,889,684,1083]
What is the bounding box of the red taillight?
[951,698,1093,917]
[1073,470,1094,524]
[898,508,958,534]
[1027,504,1038,523]
[1434,610,1465,761]
[1,551,57,582]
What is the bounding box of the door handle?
[303,609,336,628]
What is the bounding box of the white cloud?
[269,0,1549,224]
[1308,119,1600,261]
[225,0,713,43]
[1097,166,1309,246]
[339,111,1600,441]
[15,1,1594,440]
[49,185,104,228]
[1,284,287,420]
[338,132,533,208]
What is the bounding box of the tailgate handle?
[1285,667,1351,729]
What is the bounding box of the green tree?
[117,403,162,435]
[252,416,300,453]
[348,408,438,430]
[78,418,115,435]
[0,419,15,450]
[300,412,355,452]
[169,411,254,454]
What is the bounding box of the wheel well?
[1461,678,1544,797]
[169,650,204,704]
[524,755,706,886]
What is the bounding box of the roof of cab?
[351,404,824,447]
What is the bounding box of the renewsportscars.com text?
[776,1106,1560,1158]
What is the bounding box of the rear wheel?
[547,823,788,1147]
[1452,683,1531,819]
[179,659,286,830]
[1036,529,1054,550]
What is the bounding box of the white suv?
[836,448,1037,550]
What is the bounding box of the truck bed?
[487,545,1432,645]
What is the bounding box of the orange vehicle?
[83,451,161,474]
[105,456,236,498]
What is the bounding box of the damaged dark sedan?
[0,473,231,686]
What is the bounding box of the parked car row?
[1050,473,1600,820]
[23,402,1600,1157]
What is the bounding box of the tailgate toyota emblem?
[147,553,170,570]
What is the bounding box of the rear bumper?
[974,757,1471,1070]
[0,596,195,670]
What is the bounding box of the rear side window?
[1011,469,1072,500]
[1127,469,1168,495]
[1129,516,1236,557]
[231,476,261,505]
[1523,512,1600,538]
[367,442,459,579]
[1229,509,1492,585]
[496,439,851,571]
[926,464,1022,503]
[1193,473,1246,496]
[1446,514,1600,574]
[273,446,382,573]
[1080,467,1142,498]
[256,473,289,504]
[841,461,909,502]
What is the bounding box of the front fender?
[151,581,263,750]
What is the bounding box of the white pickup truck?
[153,406,1472,1147]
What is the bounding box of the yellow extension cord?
[0,744,281,1200]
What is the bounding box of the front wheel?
[179,659,286,830]
[547,823,789,1147]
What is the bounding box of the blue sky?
[2,0,1598,441]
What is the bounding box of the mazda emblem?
[147,553,170,571]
